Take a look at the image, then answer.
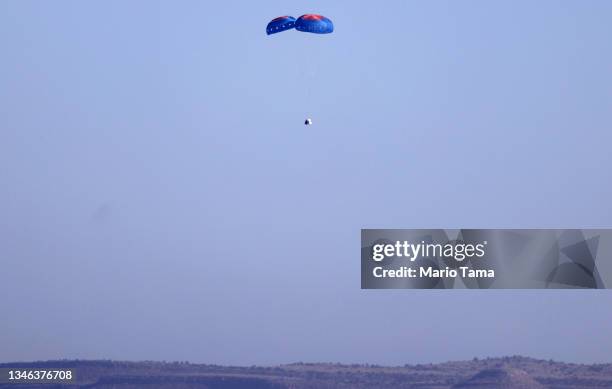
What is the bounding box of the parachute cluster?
[266,14,333,125]
[266,14,334,35]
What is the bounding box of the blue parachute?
[266,16,296,35]
[295,14,334,34]
[266,14,333,35]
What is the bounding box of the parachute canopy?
[266,16,296,35]
[266,14,334,35]
[295,14,334,34]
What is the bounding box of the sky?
[1,0,612,366]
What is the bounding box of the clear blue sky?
[1,0,612,365]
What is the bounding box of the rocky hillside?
[453,367,546,388]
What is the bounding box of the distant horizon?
[2,355,611,367]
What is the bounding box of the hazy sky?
[1,1,612,366]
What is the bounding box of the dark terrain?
[1,356,612,388]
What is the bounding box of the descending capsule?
[266,16,296,35]
[295,14,334,34]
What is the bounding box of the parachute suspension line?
[306,57,318,119]
[306,42,325,120]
